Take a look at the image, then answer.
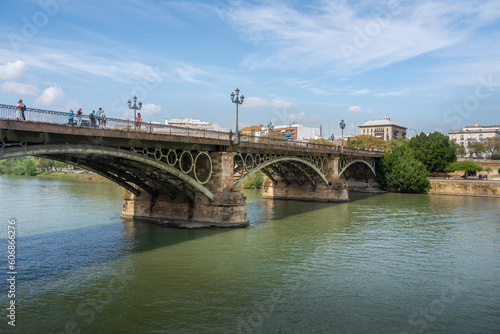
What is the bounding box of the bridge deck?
[0,119,383,158]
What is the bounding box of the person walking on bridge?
[68,109,74,126]
[76,108,83,126]
[89,110,95,127]
[136,112,142,130]
[100,109,107,128]
[15,99,26,120]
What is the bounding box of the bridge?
[0,104,383,227]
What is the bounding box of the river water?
[0,175,499,333]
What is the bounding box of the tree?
[377,144,431,192]
[483,137,500,158]
[467,141,486,159]
[449,140,466,157]
[346,135,385,150]
[446,161,483,179]
[408,132,456,173]
[37,158,54,172]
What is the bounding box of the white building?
[358,116,407,140]
[449,124,500,149]
[164,118,216,130]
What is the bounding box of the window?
[479,134,483,140]
[460,135,464,140]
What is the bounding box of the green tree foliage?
[377,144,431,192]
[0,157,39,175]
[346,135,386,150]
[242,172,265,189]
[467,141,487,159]
[449,140,466,157]
[408,132,456,173]
[446,161,483,179]
[483,137,500,158]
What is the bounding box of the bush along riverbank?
[0,157,108,181]
[241,172,265,189]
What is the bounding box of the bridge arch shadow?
[0,144,215,201]
[233,155,329,189]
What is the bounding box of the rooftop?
[358,116,406,129]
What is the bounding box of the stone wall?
[428,179,500,197]
[262,179,349,202]
[457,158,500,177]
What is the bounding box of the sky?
[1,0,499,137]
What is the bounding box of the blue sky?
[1,0,499,137]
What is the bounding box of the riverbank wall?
[428,179,500,197]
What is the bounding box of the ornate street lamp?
[230,88,244,142]
[339,119,346,153]
[127,96,142,130]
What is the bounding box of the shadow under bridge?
[233,153,330,189]
[0,144,216,201]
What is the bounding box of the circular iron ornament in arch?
[130,147,137,153]
[0,140,4,150]
[322,157,329,175]
[142,148,150,156]
[194,151,212,184]
[254,154,262,165]
[154,148,163,160]
[166,149,177,166]
[316,157,323,171]
[245,154,254,171]
[20,141,27,147]
[179,150,194,174]
[234,154,245,175]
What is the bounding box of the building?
[240,123,322,141]
[449,124,500,150]
[358,116,407,140]
[164,118,215,130]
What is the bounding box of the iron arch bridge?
[0,143,217,202]
[338,157,377,182]
[233,153,330,189]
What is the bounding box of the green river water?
[0,175,499,333]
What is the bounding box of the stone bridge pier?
[121,152,248,228]
[260,156,349,202]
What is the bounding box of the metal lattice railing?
[0,103,383,155]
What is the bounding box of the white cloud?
[35,85,78,111]
[352,89,371,95]
[348,106,362,112]
[225,1,500,74]
[244,97,297,109]
[376,89,409,97]
[0,60,26,81]
[139,103,162,119]
[287,111,305,123]
[1,82,39,96]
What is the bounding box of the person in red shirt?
[136,113,142,130]
[15,99,26,120]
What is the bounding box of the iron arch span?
[0,144,215,201]
[233,155,329,189]
[338,159,377,181]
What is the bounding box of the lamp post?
[127,96,142,131]
[339,119,346,153]
[230,88,244,142]
[409,128,417,138]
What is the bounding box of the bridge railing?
[0,103,232,140]
[0,104,384,155]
